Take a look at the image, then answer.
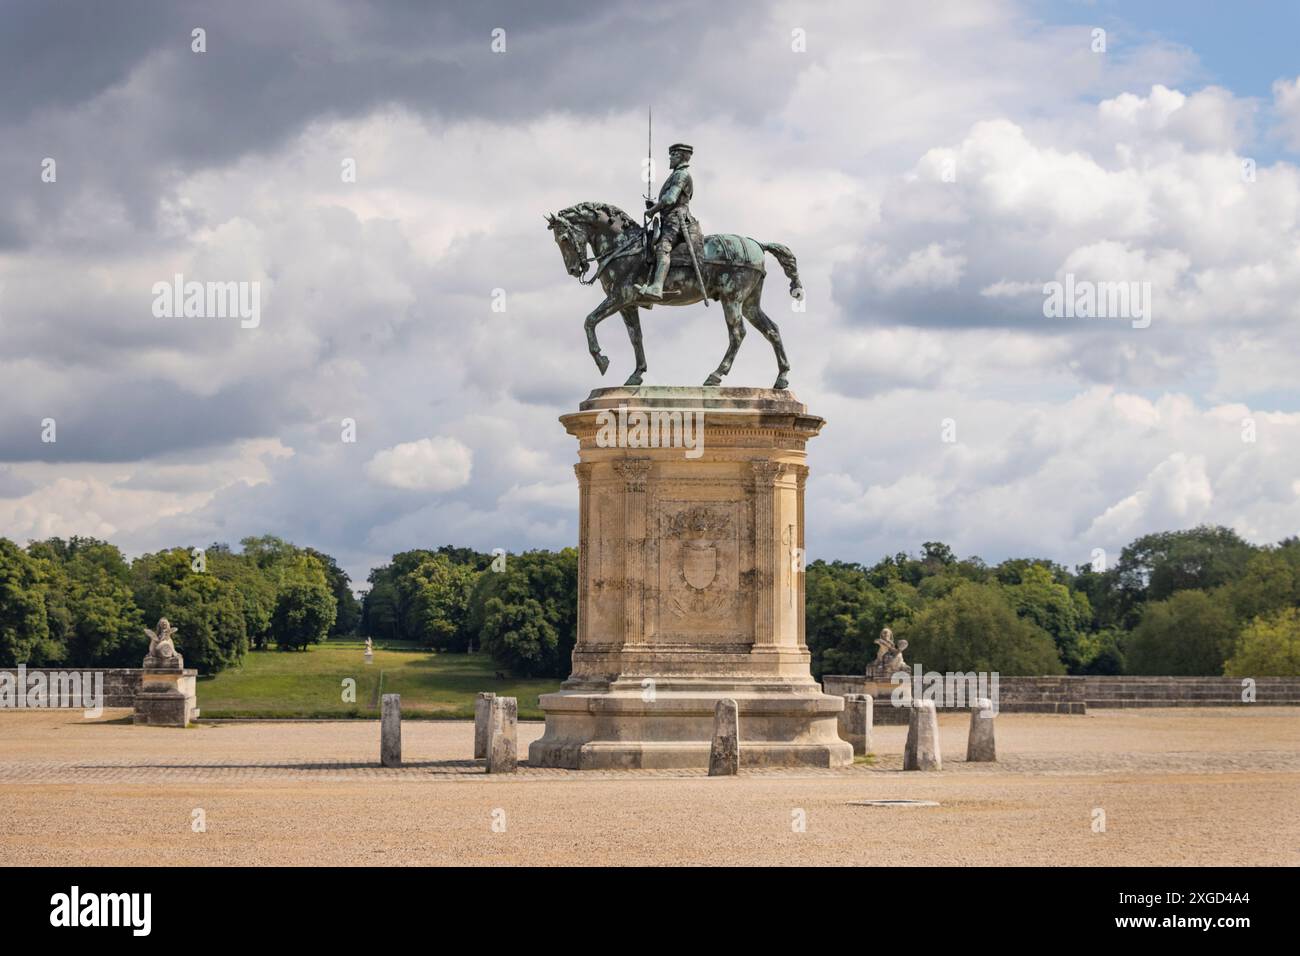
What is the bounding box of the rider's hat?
[668,143,694,156]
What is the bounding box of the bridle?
[575,235,643,285]
[550,213,644,285]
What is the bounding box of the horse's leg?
[620,307,647,386]
[703,296,745,386]
[742,279,792,389]
[584,291,623,376]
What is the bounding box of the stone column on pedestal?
[529,387,852,770]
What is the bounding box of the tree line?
[4,526,1298,679]
[0,535,360,673]
[357,526,1300,679]
[806,528,1300,678]
[360,546,576,677]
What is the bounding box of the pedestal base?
[541,386,845,770]
[529,679,852,769]
[133,669,198,727]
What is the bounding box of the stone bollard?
[837,693,873,756]
[380,694,402,767]
[903,698,941,771]
[474,691,496,759]
[486,696,518,774]
[966,697,996,762]
[708,698,740,776]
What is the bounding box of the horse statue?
[545,201,803,388]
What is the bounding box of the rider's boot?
[635,250,671,300]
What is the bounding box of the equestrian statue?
[545,136,804,389]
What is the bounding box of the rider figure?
[636,143,697,301]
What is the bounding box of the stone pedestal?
[380,694,402,767]
[838,693,873,756]
[529,387,852,770]
[966,697,996,762]
[903,699,942,771]
[474,691,496,759]
[486,697,518,774]
[132,669,198,727]
[708,698,740,775]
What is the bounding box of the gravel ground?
[2,707,1297,866]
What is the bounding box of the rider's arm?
[645,168,687,216]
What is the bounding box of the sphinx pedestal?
[132,668,198,727]
[529,387,852,770]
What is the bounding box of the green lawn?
[197,640,561,719]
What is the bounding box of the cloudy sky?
[2,0,1299,587]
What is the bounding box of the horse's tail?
[758,241,803,302]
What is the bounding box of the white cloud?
[874,242,966,293]
[1099,84,1253,150]
[1272,76,1300,151]
[365,438,472,492]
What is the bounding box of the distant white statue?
[144,618,183,669]
[869,627,908,679]
[364,637,374,663]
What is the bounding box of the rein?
[576,231,644,285]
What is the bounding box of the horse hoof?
[773,374,788,390]
[594,353,610,375]
[624,373,643,387]
[703,373,722,387]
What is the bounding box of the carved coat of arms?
[666,505,732,616]
[681,540,717,590]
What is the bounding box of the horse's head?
[546,210,588,279]
[547,203,641,281]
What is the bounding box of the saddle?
[670,232,748,267]
[636,227,757,297]
[666,221,706,266]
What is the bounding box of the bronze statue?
[637,142,701,302]
[546,142,804,389]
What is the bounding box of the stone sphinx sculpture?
[135,616,198,726]
[869,627,908,681]
[143,618,183,670]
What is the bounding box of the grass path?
[197,640,560,719]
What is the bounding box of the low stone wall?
[1102,676,1299,705]
[0,667,145,708]
[823,674,1300,723]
